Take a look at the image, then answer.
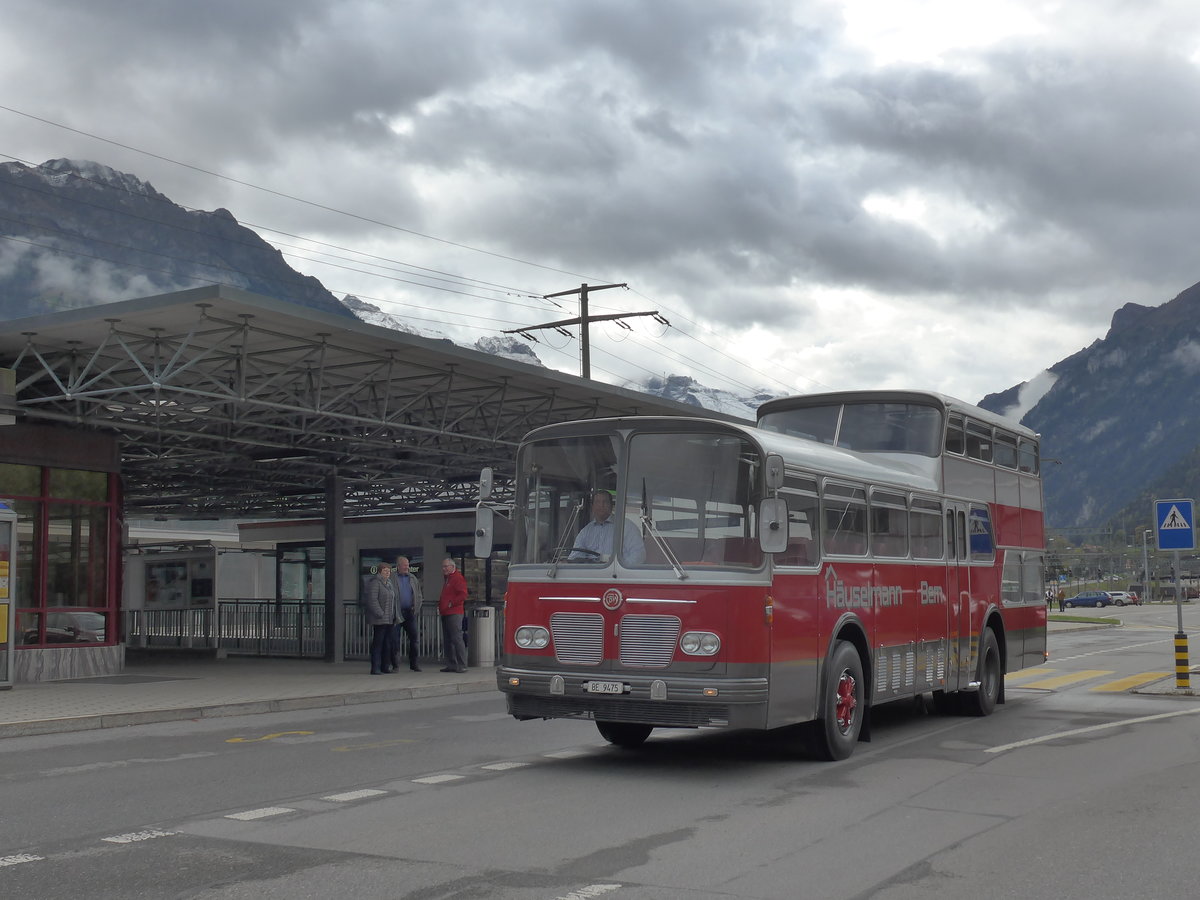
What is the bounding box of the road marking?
[413,774,465,784]
[1053,638,1172,662]
[322,789,388,802]
[102,829,175,844]
[225,807,296,820]
[226,731,314,743]
[482,761,530,771]
[332,739,417,751]
[0,853,44,867]
[1091,672,1173,692]
[986,707,1200,754]
[1005,668,1059,682]
[40,752,217,776]
[556,885,622,900]
[544,749,590,759]
[1018,669,1113,690]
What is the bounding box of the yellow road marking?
[1006,668,1059,683]
[1019,669,1113,690]
[225,731,314,743]
[1091,672,1174,692]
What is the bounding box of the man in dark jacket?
[364,563,398,675]
[438,558,468,673]
[390,556,424,672]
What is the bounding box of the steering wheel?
[566,547,603,561]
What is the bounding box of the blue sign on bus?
[1155,498,1196,551]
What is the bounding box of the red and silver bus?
[475,390,1046,760]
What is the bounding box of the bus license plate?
[584,680,625,694]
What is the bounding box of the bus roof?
[520,414,943,494]
[755,389,1038,440]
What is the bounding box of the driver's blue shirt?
[571,515,646,564]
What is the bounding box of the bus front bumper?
[496,665,770,729]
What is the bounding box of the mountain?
[631,374,777,420]
[980,281,1200,531]
[0,158,352,320]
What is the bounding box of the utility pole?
[504,283,666,379]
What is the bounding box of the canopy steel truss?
[0,285,732,519]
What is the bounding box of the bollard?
[1175,632,1191,691]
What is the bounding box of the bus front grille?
[619,614,681,668]
[550,612,604,665]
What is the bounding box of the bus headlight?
[514,625,550,649]
[680,631,720,656]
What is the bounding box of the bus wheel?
[962,629,1001,717]
[813,641,864,761]
[596,721,652,748]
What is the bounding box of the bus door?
[944,502,971,691]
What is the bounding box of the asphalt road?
[4,611,1200,900]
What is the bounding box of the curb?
[0,680,500,739]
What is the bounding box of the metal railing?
[124,601,503,662]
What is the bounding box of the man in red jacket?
[438,558,469,672]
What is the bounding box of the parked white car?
[1107,591,1140,606]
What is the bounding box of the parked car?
[1108,591,1140,606]
[1062,590,1114,609]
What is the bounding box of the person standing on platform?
[390,555,424,672]
[438,558,468,673]
[365,563,398,675]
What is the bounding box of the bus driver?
[569,490,646,564]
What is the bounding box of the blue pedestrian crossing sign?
[1155,498,1196,551]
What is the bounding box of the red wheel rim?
[834,669,858,734]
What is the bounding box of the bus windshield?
[758,401,943,456]
[512,429,765,569]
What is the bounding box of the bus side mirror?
[479,467,494,502]
[474,505,494,558]
[758,497,788,554]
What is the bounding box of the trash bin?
[467,605,495,667]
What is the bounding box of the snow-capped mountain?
[629,374,777,419]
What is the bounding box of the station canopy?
[0,285,744,519]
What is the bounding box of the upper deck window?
[994,432,1018,469]
[759,402,943,457]
[1018,439,1039,474]
[965,421,993,462]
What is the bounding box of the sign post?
[1155,499,1195,692]
[0,500,17,690]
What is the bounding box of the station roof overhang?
[0,284,747,519]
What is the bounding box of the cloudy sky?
[3,0,1200,406]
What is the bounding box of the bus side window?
[965,420,992,462]
[822,483,867,556]
[779,488,818,566]
[994,432,1018,469]
[1018,439,1038,474]
[910,497,943,559]
[870,490,908,558]
[945,414,965,455]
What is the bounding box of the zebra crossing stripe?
[1090,672,1173,692]
[225,807,295,820]
[1018,669,1113,690]
[1005,668,1058,682]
